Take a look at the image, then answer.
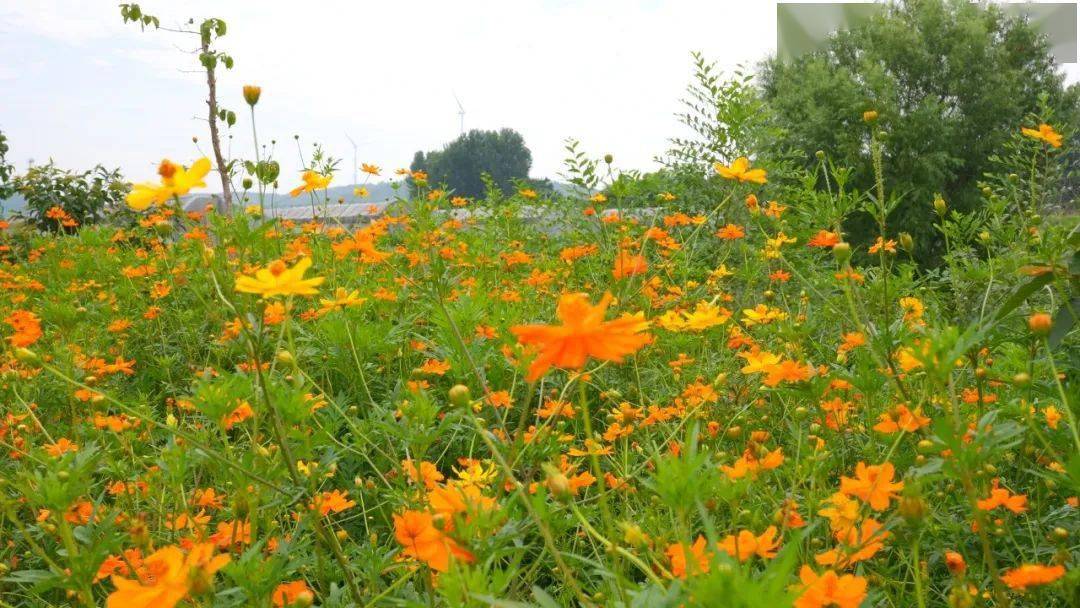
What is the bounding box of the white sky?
[1,0,1077,187]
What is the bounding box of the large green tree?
[411,129,532,199]
[760,0,1079,262]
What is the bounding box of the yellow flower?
[738,350,782,374]
[1021,123,1062,148]
[714,157,767,184]
[234,257,325,298]
[319,287,366,312]
[126,158,211,211]
[289,170,332,197]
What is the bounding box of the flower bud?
[944,550,966,575]
[1028,312,1052,336]
[13,348,39,365]
[448,384,471,408]
[933,195,947,217]
[604,154,613,164]
[815,150,826,160]
[863,110,878,122]
[899,494,928,524]
[832,242,852,264]
[243,85,262,107]
[621,522,649,547]
[899,232,914,252]
[276,349,296,366]
[544,468,571,500]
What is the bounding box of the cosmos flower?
[715,157,767,184]
[234,257,325,298]
[511,292,651,381]
[126,158,211,211]
[1000,564,1065,590]
[289,170,332,197]
[1021,123,1063,148]
[839,462,904,511]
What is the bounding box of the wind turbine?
[453,92,465,135]
[345,133,358,186]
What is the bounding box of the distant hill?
[270,181,404,205]
[0,193,26,216]
[0,179,578,217]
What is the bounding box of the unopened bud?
[899,232,913,252]
[242,85,262,107]
[13,348,39,365]
[448,384,471,408]
[933,195,947,217]
[1028,312,1052,336]
[832,242,851,264]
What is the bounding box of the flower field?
[2,49,1080,608]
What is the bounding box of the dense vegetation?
[0,1,1077,607]
[759,0,1080,263]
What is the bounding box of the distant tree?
[760,0,1080,263]
[410,129,532,199]
[0,130,14,203]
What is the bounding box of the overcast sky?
[2,1,1078,188]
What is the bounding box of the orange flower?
[5,310,42,347]
[721,447,784,480]
[45,437,79,457]
[944,551,966,575]
[612,251,648,279]
[311,490,356,516]
[107,543,229,608]
[762,359,811,387]
[839,462,903,511]
[868,237,896,254]
[1021,123,1063,148]
[794,566,867,608]
[272,580,312,607]
[716,224,746,240]
[872,404,930,434]
[403,459,445,490]
[665,535,712,578]
[1001,564,1065,590]
[718,526,780,562]
[807,230,840,248]
[815,519,889,568]
[289,170,332,197]
[393,510,474,572]
[976,479,1027,514]
[715,157,767,184]
[510,292,651,381]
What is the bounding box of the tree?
[410,129,532,199]
[120,4,237,211]
[759,0,1079,263]
[0,130,14,203]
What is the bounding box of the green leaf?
[531,586,561,608]
[1049,297,1079,349]
[992,272,1053,322]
